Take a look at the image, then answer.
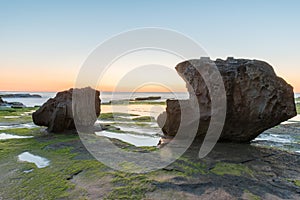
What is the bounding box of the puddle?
[281,115,300,125]
[0,123,37,130]
[97,119,142,124]
[3,116,20,119]
[95,131,160,147]
[101,105,165,119]
[23,169,34,173]
[18,152,50,168]
[0,133,33,140]
[252,128,300,153]
[253,133,294,144]
[115,125,162,136]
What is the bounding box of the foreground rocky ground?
[0,107,300,199]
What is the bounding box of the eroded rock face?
[0,97,4,105]
[158,57,297,142]
[32,87,101,133]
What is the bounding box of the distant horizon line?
[1,90,300,94]
[0,90,190,93]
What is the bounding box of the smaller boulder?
[32,87,101,133]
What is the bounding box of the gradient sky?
[0,0,299,92]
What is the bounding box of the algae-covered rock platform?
[0,107,300,199]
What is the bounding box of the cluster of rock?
[135,96,161,101]
[31,57,296,144]
[32,87,101,133]
[0,97,25,108]
[0,93,42,98]
[158,57,297,143]
[105,96,161,104]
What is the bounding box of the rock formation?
[0,94,42,98]
[0,96,25,108]
[32,87,101,133]
[158,57,297,142]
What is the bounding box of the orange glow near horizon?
[1,77,300,93]
[1,61,300,93]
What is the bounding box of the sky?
[0,0,299,92]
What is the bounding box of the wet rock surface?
[159,57,297,142]
[146,128,300,199]
[32,87,101,133]
[37,124,300,199]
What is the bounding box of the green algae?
[171,157,207,176]
[243,190,261,200]
[287,179,300,187]
[0,131,106,199]
[106,172,155,200]
[132,116,155,122]
[210,162,254,177]
[0,120,156,199]
[0,107,37,123]
[3,127,41,136]
[294,180,300,187]
[99,112,139,120]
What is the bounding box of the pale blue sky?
[0,0,299,91]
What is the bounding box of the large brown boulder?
[158,57,297,142]
[32,87,101,133]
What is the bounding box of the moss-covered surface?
[0,107,37,123]
[132,116,155,122]
[210,162,254,177]
[1,109,300,199]
[106,173,155,199]
[296,103,300,114]
[0,131,157,199]
[99,112,139,120]
[3,127,41,136]
[99,112,155,123]
[288,179,300,187]
[243,190,261,200]
[294,180,300,187]
[168,156,207,176]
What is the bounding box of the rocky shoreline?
[0,93,42,98]
[0,96,25,108]
[1,57,299,199]
[0,105,299,199]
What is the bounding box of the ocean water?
[1,91,298,107]
[0,91,189,107]
[0,91,56,107]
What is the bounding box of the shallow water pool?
[0,133,33,140]
[18,152,50,168]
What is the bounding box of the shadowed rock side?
[32,87,101,133]
[158,57,297,142]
